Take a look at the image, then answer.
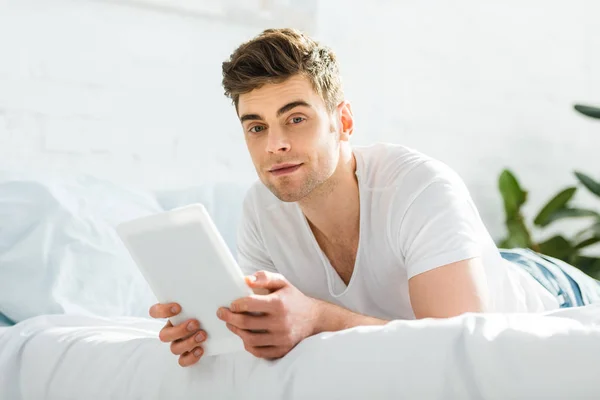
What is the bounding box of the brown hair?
[222,28,344,113]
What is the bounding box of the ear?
[336,101,354,141]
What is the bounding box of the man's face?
[237,75,344,202]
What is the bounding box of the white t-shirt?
[236,143,559,320]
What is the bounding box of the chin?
[269,186,307,203]
[265,179,313,203]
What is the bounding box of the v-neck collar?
[295,149,364,298]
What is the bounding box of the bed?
[0,171,599,399]
[1,306,599,399]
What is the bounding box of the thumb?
[245,271,288,292]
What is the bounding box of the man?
[149,28,598,367]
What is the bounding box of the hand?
[217,271,319,360]
[149,303,207,367]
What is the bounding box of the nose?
[265,128,291,154]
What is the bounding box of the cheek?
[307,140,335,173]
[322,131,341,169]
[245,138,263,160]
[299,120,333,149]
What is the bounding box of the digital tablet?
[116,203,253,356]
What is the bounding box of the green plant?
[498,102,600,278]
[574,103,600,119]
[498,169,600,278]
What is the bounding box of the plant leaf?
[498,238,511,249]
[574,171,600,197]
[574,104,600,119]
[538,235,574,261]
[591,222,600,237]
[502,219,534,249]
[571,255,600,280]
[541,208,599,226]
[574,236,600,250]
[575,222,600,240]
[533,187,577,227]
[582,222,600,237]
[498,169,527,220]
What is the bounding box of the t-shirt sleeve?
[236,190,278,276]
[393,162,485,279]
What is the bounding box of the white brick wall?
[0,0,264,188]
[317,0,600,243]
[0,0,599,243]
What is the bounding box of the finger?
[251,286,271,296]
[149,303,181,319]
[170,330,207,355]
[158,319,201,343]
[246,345,287,360]
[246,271,288,292]
[245,276,270,295]
[217,308,272,331]
[230,294,281,314]
[178,347,203,367]
[226,323,279,347]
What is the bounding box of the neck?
[297,145,359,242]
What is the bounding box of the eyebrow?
[239,100,312,123]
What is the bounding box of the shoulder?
[355,142,468,198]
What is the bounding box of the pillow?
[155,181,252,254]
[0,173,161,323]
[0,312,13,327]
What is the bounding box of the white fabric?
[0,173,162,322]
[1,305,599,400]
[237,143,558,320]
[0,168,252,324]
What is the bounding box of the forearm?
[311,298,389,335]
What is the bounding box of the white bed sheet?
[1,305,599,400]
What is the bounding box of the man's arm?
[408,257,490,319]
[218,271,388,359]
[219,261,489,360]
[312,299,389,333]
[314,257,490,327]
[391,161,495,319]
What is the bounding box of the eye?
[290,116,305,124]
[249,125,266,133]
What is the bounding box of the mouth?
[268,163,303,177]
